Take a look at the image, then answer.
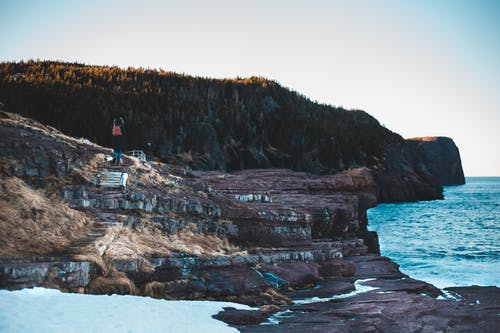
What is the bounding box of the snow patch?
[0,288,252,333]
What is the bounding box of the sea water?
[368,177,500,288]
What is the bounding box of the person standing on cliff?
[111,116,125,166]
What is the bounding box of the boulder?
[318,259,356,278]
[201,266,270,297]
[261,262,320,288]
[213,308,268,325]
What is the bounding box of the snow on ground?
[0,288,253,333]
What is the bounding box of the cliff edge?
[408,136,465,185]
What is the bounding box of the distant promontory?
[408,136,466,186]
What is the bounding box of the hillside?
[0,110,379,296]
[0,60,463,201]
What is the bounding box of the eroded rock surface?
[0,260,96,290]
[198,167,377,247]
[218,255,500,333]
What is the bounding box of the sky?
[1,0,499,176]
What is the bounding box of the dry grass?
[0,176,93,256]
[102,226,244,260]
[88,270,136,295]
[126,158,175,187]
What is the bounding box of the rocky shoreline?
[1,111,498,332]
[0,238,367,300]
[2,252,499,332]
[217,254,499,332]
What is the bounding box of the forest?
[0,60,403,173]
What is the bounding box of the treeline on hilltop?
[0,60,403,173]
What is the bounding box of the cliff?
[0,60,464,202]
[0,111,376,294]
[408,136,465,185]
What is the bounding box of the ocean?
[367,177,500,288]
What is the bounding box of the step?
[94,222,123,227]
[95,212,119,216]
[94,211,121,217]
[97,172,128,188]
[100,182,122,187]
[93,221,119,227]
[95,189,123,194]
[107,165,132,170]
[95,216,119,220]
[70,239,92,243]
[68,244,88,248]
[102,193,124,199]
[86,232,104,238]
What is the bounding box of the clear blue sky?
[1,0,499,176]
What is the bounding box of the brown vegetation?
[102,226,243,260]
[0,176,92,256]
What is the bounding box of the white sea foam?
[261,279,379,325]
[292,278,378,306]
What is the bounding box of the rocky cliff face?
[196,167,377,249]
[408,136,465,185]
[0,110,377,249]
[0,109,382,309]
[1,112,497,332]
[0,112,377,268]
[372,143,444,202]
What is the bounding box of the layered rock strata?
[1,241,366,301]
[0,259,95,290]
[0,111,376,300]
[197,168,377,248]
